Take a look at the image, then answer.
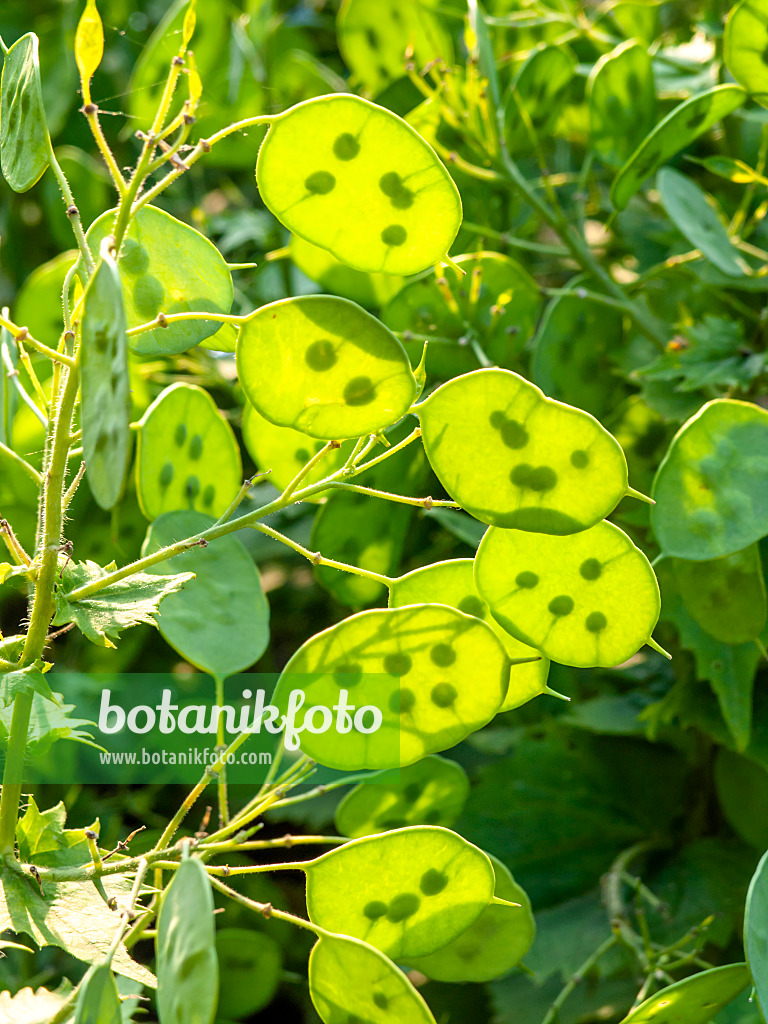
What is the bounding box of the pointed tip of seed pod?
[647,637,672,660]
[441,253,465,275]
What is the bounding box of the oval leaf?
[237,295,417,440]
[85,205,233,356]
[475,521,660,668]
[725,0,768,107]
[610,85,746,210]
[672,544,767,645]
[271,604,509,769]
[334,755,470,838]
[136,383,242,520]
[143,510,270,677]
[651,399,768,559]
[505,45,577,153]
[309,933,436,1024]
[305,826,495,959]
[390,558,550,712]
[588,40,656,167]
[417,368,629,533]
[256,94,462,275]
[0,33,50,192]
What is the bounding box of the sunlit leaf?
[143,510,270,677]
[334,755,470,837]
[74,0,104,104]
[725,0,768,108]
[304,826,495,958]
[390,558,550,711]
[0,33,50,192]
[271,604,508,769]
[237,295,417,440]
[610,85,746,210]
[417,368,629,533]
[136,383,242,520]
[404,853,535,982]
[505,44,576,152]
[618,964,749,1024]
[476,521,660,668]
[588,41,656,167]
[84,206,233,356]
[256,94,462,274]
[651,399,768,559]
[291,234,404,309]
[309,933,436,1024]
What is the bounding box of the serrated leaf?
[0,983,73,1024]
[0,691,97,761]
[53,560,194,648]
[16,795,96,869]
[0,666,57,710]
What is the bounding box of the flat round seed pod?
[404,853,535,982]
[672,544,767,645]
[241,403,354,501]
[417,368,628,534]
[142,511,270,677]
[505,44,577,153]
[588,40,656,168]
[270,604,508,769]
[725,0,768,107]
[304,826,495,959]
[309,933,436,1024]
[80,246,131,510]
[475,521,660,668]
[85,205,233,356]
[237,295,417,440]
[337,0,454,98]
[651,399,768,559]
[382,252,541,378]
[390,559,549,711]
[291,234,404,309]
[216,929,282,1019]
[14,251,77,347]
[745,851,768,1018]
[136,383,241,520]
[618,964,749,1024]
[256,94,462,275]
[334,755,469,838]
[0,33,51,192]
[610,85,746,211]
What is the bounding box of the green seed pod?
[0,33,51,192]
[156,855,219,1024]
[73,963,122,1024]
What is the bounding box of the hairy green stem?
[47,145,94,276]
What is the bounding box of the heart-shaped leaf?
[304,826,495,959]
[651,399,768,559]
[136,383,242,520]
[475,521,660,668]
[390,558,550,711]
[256,94,462,274]
[334,755,470,838]
[417,368,629,533]
[237,295,417,440]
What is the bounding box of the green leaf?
[404,852,535,982]
[608,0,659,42]
[610,85,746,211]
[0,666,56,710]
[337,0,454,98]
[0,33,51,192]
[657,168,750,278]
[476,521,660,668]
[467,0,501,114]
[672,544,766,645]
[618,964,750,1024]
[74,963,122,1024]
[53,559,194,648]
[531,288,626,418]
[382,252,541,378]
[1,691,97,762]
[271,604,509,769]
[16,796,95,868]
[81,244,131,510]
[156,856,218,1024]
[309,932,436,1024]
[216,928,281,1019]
[136,383,242,521]
[0,984,74,1024]
[0,869,155,987]
[417,368,629,533]
[689,154,768,185]
[715,748,768,850]
[84,206,234,356]
[588,41,656,168]
[291,233,404,309]
[725,0,768,108]
[304,826,495,958]
[651,399,768,560]
[237,295,417,440]
[745,849,768,1019]
[505,45,577,153]
[334,755,470,838]
[390,558,550,711]
[142,510,270,677]
[256,94,462,275]
[242,403,355,501]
